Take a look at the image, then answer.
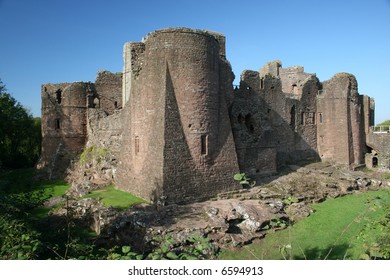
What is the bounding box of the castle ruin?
[37,27,385,204]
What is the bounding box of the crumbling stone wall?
[366,130,390,169]
[230,71,277,177]
[94,71,122,115]
[86,109,122,155]
[37,82,91,178]
[231,61,320,177]
[38,27,376,205]
[317,73,367,166]
[38,72,122,179]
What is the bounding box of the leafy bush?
[377,120,390,126]
[0,79,41,168]
[0,192,42,259]
[147,234,216,260]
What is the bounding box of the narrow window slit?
[201,134,208,155]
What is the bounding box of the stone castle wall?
[317,73,367,166]
[38,27,376,204]
[94,71,122,114]
[37,82,91,178]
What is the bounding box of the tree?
[0,79,41,168]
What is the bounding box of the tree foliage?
[377,120,390,126]
[0,79,41,168]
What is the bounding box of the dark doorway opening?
[372,157,378,168]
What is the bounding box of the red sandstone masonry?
[38,27,376,203]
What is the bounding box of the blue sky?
[0,0,389,123]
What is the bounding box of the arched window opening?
[292,84,298,95]
[93,97,100,108]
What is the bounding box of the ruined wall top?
[122,27,227,106]
[319,72,359,99]
[259,60,282,77]
[141,27,226,57]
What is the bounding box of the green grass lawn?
[0,169,71,218]
[1,168,146,217]
[0,168,69,197]
[82,185,146,209]
[219,189,390,260]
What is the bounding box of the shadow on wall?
[230,75,321,182]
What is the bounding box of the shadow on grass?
[294,243,351,260]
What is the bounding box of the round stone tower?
[38,82,90,178]
[147,28,222,163]
[117,28,239,203]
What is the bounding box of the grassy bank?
[0,168,148,259]
[219,189,390,260]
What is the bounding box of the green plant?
[40,196,100,260]
[106,245,143,260]
[0,169,97,260]
[234,173,256,188]
[0,191,43,259]
[283,196,299,205]
[377,120,390,126]
[79,145,110,166]
[0,79,41,168]
[0,213,42,259]
[147,234,216,260]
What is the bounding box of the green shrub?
[147,234,216,260]
[0,192,42,259]
[377,120,390,126]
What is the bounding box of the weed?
[79,145,111,166]
[234,172,256,188]
[147,234,216,260]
